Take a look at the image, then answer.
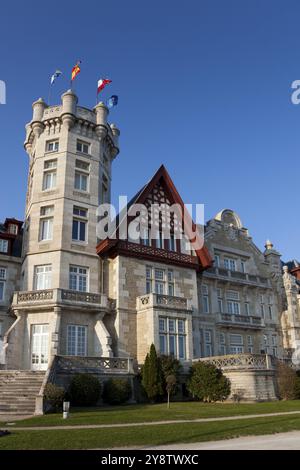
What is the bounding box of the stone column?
[50,306,62,358]
[94,313,113,357]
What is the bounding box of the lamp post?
[63,401,70,419]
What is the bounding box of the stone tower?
[5,91,120,370]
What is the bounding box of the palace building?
[0,90,299,413]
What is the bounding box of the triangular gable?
[97,165,212,271]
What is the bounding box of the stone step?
[0,370,45,414]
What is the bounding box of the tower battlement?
[24,91,120,160]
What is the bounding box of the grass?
[1,414,300,449]
[2,400,300,428]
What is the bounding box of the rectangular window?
[169,234,176,251]
[241,261,246,273]
[245,302,250,315]
[268,305,273,320]
[203,295,209,314]
[158,317,186,360]
[39,206,54,241]
[226,290,239,300]
[214,254,220,267]
[72,207,88,242]
[34,265,52,290]
[46,140,59,152]
[219,332,226,354]
[140,227,150,246]
[227,301,240,315]
[0,239,8,253]
[202,285,209,314]
[159,318,166,332]
[204,330,212,357]
[67,325,87,356]
[146,266,174,296]
[75,160,90,192]
[159,334,167,354]
[69,266,88,292]
[261,304,265,318]
[75,172,88,191]
[224,258,236,271]
[0,268,6,301]
[230,334,244,354]
[156,232,163,249]
[230,334,243,345]
[8,224,18,235]
[76,140,90,154]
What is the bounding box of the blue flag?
[50,70,62,85]
[107,95,118,109]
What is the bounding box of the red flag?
[97,78,112,94]
[71,61,81,81]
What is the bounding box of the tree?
[166,374,177,409]
[160,355,182,380]
[276,362,297,400]
[188,361,231,402]
[141,344,164,402]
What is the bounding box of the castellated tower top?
[24,90,120,159]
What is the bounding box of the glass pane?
[159,335,166,354]
[169,335,176,356]
[178,336,185,359]
[79,221,86,241]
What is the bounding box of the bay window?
[159,316,186,359]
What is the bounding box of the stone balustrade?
[56,355,135,374]
[204,267,271,288]
[137,293,192,311]
[197,353,275,371]
[216,312,265,328]
[13,288,109,309]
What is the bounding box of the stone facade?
[1,91,299,403]
[194,209,284,361]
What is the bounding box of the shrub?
[294,374,300,399]
[103,378,132,405]
[141,344,164,402]
[68,374,101,406]
[276,362,297,400]
[160,355,182,380]
[188,361,231,402]
[44,383,65,412]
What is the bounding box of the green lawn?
[2,400,300,428]
[1,414,300,449]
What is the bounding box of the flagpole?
[48,82,52,106]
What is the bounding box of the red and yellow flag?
[71,61,81,81]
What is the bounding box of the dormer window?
[46,140,59,153]
[8,224,18,235]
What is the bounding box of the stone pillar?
[94,314,113,357]
[50,307,62,358]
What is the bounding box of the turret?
[61,89,78,129]
[264,239,281,274]
[94,102,109,139]
[31,97,47,137]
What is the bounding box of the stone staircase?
[0,370,45,415]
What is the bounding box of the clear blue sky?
[0,0,299,261]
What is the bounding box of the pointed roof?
[97,165,212,271]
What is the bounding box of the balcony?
[216,312,265,329]
[136,293,193,312]
[204,267,271,288]
[12,289,110,311]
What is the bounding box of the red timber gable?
[96,165,212,271]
